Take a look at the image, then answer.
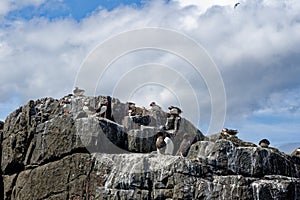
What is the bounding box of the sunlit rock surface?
[0,95,299,199]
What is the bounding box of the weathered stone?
[251,175,300,200]
[3,174,17,200]
[98,119,128,151]
[205,133,257,147]
[147,109,167,128]
[29,116,87,166]
[188,140,300,178]
[12,153,93,200]
[1,95,300,200]
[122,116,141,131]
[127,127,157,153]
[1,98,63,174]
[75,117,127,154]
[111,98,128,125]
[94,188,150,200]
[152,189,173,199]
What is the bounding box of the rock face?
[1,95,299,200]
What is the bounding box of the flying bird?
[234,2,240,9]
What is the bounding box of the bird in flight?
[234,2,240,9]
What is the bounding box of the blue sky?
[5,0,146,21]
[0,0,300,153]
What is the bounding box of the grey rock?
[6,153,93,200]
[1,95,299,200]
[29,116,87,166]
[2,174,17,200]
[111,98,128,125]
[188,139,299,178]
[122,116,140,131]
[127,127,157,153]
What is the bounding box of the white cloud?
[0,1,10,17]
[254,87,300,116]
[175,0,240,13]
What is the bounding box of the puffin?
[99,105,107,115]
[168,106,182,115]
[164,134,174,155]
[259,139,270,148]
[156,132,167,155]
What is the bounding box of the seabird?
[234,2,240,9]
[128,102,136,116]
[82,102,95,116]
[150,102,156,107]
[227,129,238,136]
[221,128,229,137]
[178,133,191,157]
[168,106,182,115]
[149,102,161,112]
[62,99,71,115]
[259,139,270,148]
[156,132,167,155]
[221,128,238,138]
[291,147,300,157]
[95,97,110,118]
[105,96,114,121]
[99,105,107,115]
[128,102,136,108]
[164,134,174,155]
[73,87,85,96]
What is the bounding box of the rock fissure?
[5,172,19,200]
[65,167,72,200]
[40,190,67,200]
[37,147,90,167]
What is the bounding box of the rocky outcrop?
[1,95,299,199]
[188,139,300,178]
